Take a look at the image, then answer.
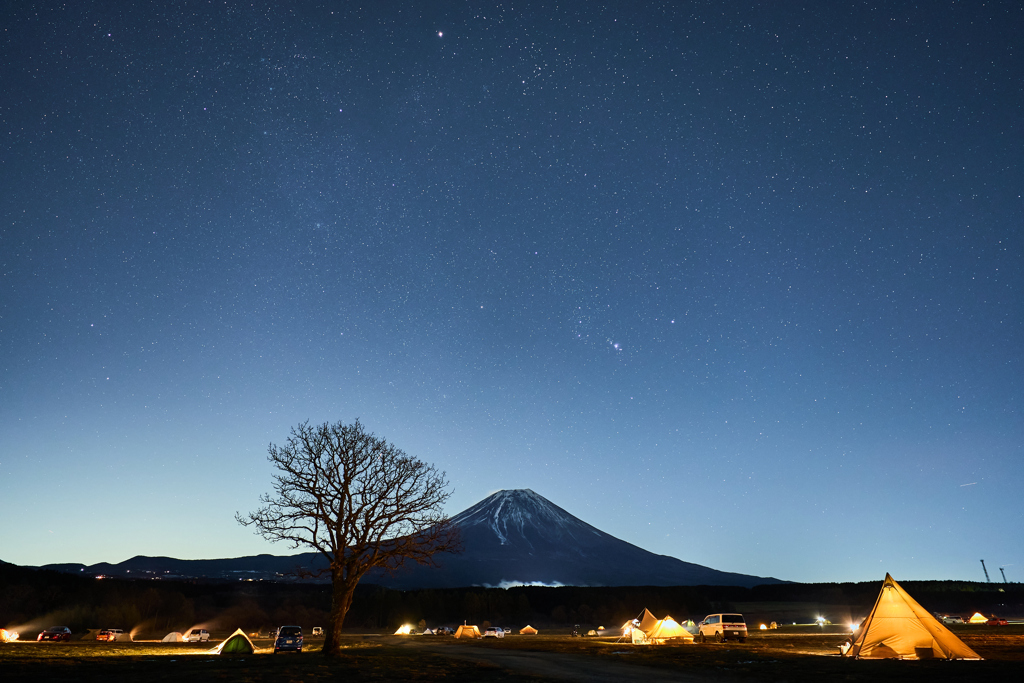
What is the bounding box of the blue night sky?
[2,2,1021,584]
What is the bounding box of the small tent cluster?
[454,624,482,639]
[214,628,256,655]
[625,608,694,645]
[842,574,981,660]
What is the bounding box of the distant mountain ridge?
[41,489,785,588]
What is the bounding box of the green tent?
[216,628,255,655]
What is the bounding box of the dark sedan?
[37,626,72,642]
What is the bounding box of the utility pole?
[999,567,1008,584]
[980,559,991,582]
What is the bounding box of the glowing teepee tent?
[637,608,659,634]
[844,574,981,660]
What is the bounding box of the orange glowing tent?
[519,625,538,635]
[648,616,694,643]
[844,574,981,660]
[454,624,482,639]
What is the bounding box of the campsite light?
[815,616,826,627]
[849,623,858,633]
[759,624,767,630]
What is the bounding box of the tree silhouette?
[237,419,459,656]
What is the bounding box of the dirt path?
[399,640,736,683]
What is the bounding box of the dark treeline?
[0,562,329,636]
[3,561,1020,635]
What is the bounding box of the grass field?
[1,627,1022,682]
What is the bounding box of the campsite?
[2,624,1024,682]
[3,560,1023,681]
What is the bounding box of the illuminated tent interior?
[215,628,256,655]
[519,625,538,635]
[843,574,981,660]
[647,616,694,643]
[969,613,988,624]
[161,632,183,642]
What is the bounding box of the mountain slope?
[41,489,784,588]
[372,489,783,588]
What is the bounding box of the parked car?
[274,625,303,653]
[698,614,747,643]
[37,626,72,642]
[987,617,1009,626]
[940,615,965,625]
[482,627,505,638]
[96,629,124,641]
[183,628,210,642]
[311,627,323,637]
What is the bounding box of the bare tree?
[236,419,459,656]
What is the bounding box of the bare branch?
[237,418,460,656]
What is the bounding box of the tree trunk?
[322,566,358,657]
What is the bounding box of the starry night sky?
[2,2,1021,583]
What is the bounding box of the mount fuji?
[372,489,783,588]
[41,489,784,588]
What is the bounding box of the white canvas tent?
[161,632,183,642]
[843,574,981,660]
[637,608,658,634]
[624,609,693,645]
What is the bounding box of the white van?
[698,614,747,643]
[183,628,210,642]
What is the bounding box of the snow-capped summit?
[451,489,604,548]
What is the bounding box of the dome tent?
[215,628,256,655]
